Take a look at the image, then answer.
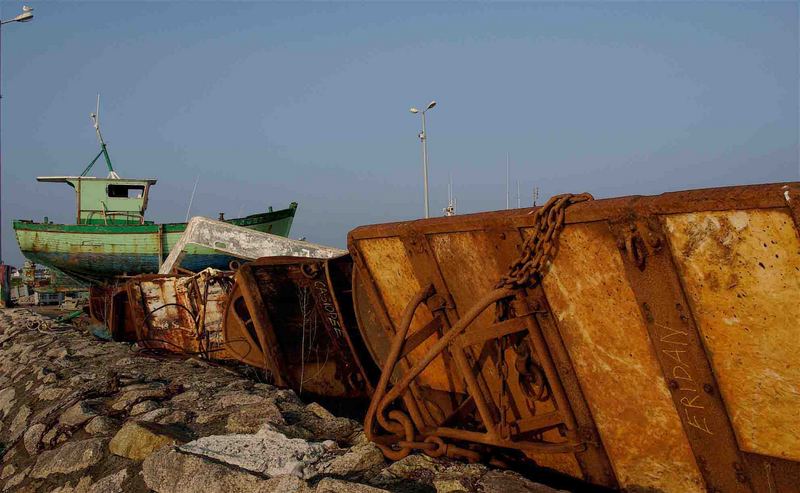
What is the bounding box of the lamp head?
[426,100,437,110]
[409,107,419,114]
[15,6,33,22]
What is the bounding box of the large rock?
[477,470,562,493]
[133,407,172,423]
[22,422,46,455]
[84,416,116,436]
[155,410,191,426]
[87,468,128,493]
[215,391,271,409]
[295,403,360,442]
[0,387,15,419]
[30,438,107,478]
[8,404,30,439]
[433,476,472,493]
[130,400,161,416]
[49,475,93,493]
[317,442,385,480]
[225,401,284,434]
[109,420,190,461]
[179,425,335,478]
[111,384,170,411]
[59,400,98,427]
[2,466,30,492]
[370,454,487,492]
[0,464,15,479]
[142,446,288,493]
[316,478,390,493]
[39,387,70,401]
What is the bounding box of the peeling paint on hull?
[13,205,297,283]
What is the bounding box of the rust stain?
[666,209,800,461]
[358,236,449,390]
[97,269,234,360]
[428,230,581,478]
[221,255,373,398]
[542,223,705,493]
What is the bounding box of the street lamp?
[0,5,34,305]
[1,6,34,25]
[409,100,436,219]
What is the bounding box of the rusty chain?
[367,192,592,461]
[496,192,593,291]
[493,192,592,437]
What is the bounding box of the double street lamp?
[0,5,33,306]
[409,100,436,219]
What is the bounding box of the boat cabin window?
[107,184,145,199]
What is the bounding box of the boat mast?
[81,94,119,179]
[185,175,200,221]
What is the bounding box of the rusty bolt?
[641,302,654,323]
[668,379,679,390]
[499,232,506,240]
[703,383,714,395]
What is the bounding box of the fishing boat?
[13,97,297,283]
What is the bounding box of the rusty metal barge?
[348,182,800,492]
[88,181,800,492]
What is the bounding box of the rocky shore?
[0,308,564,493]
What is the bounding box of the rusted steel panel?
[665,210,800,462]
[608,216,752,493]
[542,223,704,492]
[358,237,450,392]
[221,255,375,398]
[348,182,799,491]
[97,269,235,360]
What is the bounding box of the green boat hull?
[13,204,297,283]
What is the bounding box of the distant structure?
[443,174,456,216]
[505,153,510,209]
[532,187,540,207]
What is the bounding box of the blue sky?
[1,1,797,267]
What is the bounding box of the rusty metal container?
[221,255,377,398]
[348,182,800,492]
[95,269,235,360]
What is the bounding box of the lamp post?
[409,100,436,219]
[0,6,33,307]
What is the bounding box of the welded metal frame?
[349,182,800,491]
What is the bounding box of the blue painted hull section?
[22,251,240,283]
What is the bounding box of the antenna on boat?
[81,94,119,179]
[185,175,200,221]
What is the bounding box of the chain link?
[496,192,593,290]
[496,335,510,438]
[493,192,592,434]
[369,192,592,460]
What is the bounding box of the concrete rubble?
[0,309,568,492]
